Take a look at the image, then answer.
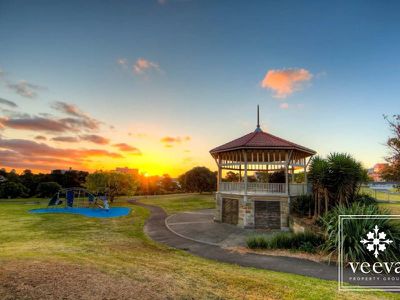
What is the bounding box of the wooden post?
[291,165,295,184]
[285,152,289,195]
[217,155,222,191]
[243,150,248,195]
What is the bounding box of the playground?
[29,188,130,218]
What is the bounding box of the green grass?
[380,202,400,215]
[360,187,400,202]
[0,195,398,299]
[139,193,215,214]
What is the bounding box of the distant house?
[367,163,388,182]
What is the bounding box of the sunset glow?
[1,1,398,176]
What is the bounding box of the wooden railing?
[219,182,309,196]
[220,182,286,194]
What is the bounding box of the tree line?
[0,166,218,199]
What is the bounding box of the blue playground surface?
[30,207,130,218]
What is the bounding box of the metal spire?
[255,105,262,132]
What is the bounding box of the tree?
[36,182,62,198]
[160,174,178,193]
[224,171,240,182]
[84,171,138,202]
[0,182,29,198]
[179,167,216,193]
[308,156,329,218]
[381,115,400,188]
[309,153,367,218]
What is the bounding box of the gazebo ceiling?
[210,129,316,158]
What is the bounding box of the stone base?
[215,192,290,230]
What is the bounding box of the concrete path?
[165,209,272,247]
[131,200,339,281]
[131,200,396,288]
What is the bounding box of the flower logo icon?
[360,225,393,258]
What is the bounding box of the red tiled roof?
[210,129,316,155]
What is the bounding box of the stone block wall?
[214,193,222,222]
[280,200,289,230]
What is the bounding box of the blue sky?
[0,0,398,175]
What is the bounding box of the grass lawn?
[380,202,400,215]
[360,187,400,202]
[138,193,215,214]
[0,195,398,299]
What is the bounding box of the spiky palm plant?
[308,156,329,218]
[326,153,365,205]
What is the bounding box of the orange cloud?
[80,134,109,145]
[52,136,80,142]
[0,138,123,171]
[133,58,160,74]
[261,68,312,98]
[160,136,191,147]
[113,143,142,155]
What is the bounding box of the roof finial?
[255,105,262,132]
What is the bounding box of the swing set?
[47,187,109,210]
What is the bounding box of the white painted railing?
[219,182,309,196]
[220,182,286,194]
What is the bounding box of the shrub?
[36,182,62,198]
[320,203,400,263]
[0,182,29,198]
[353,192,376,206]
[247,231,324,253]
[291,195,313,216]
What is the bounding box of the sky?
[0,0,399,176]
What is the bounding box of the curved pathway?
[130,200,338,281]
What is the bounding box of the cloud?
[133,58,160,74]
[34,135,47,141]
[52,101,102,131]
[79,134,109,145]
[261,68,312,98]
[52,136,80,142]
[0,116,74,132]
[116,58,128,67]
[6,80,45,98]
[113,143,142,155]
[0,102,104,135]
[161,136,191,147]
[51,134,109,144]
[0,98,17,108]
[0,138,123,171]
[280,102,289,109]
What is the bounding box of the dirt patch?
[0,260,168,300]
[225,246,332,263]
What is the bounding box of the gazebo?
[210,106,316,230]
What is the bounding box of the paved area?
[130,200,338,281]
[165,209,272,247]
[131,200,397,288]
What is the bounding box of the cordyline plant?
[308,153,368,218]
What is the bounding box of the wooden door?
[222,198,238,225]
[254,201,281,229]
